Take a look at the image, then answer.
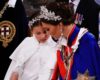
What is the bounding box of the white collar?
[95,0,100,5]
[8,0,17,8]
[9,36,40,65]
[71,28,88,52]
[69,0,80,6]
[46,36,57,48]
[69,0,80,13]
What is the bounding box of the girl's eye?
[43,30,47,34]
[36,32,41,35]
[47,28,50,31]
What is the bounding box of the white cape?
[4,36,57,80]
[4,36,40,80]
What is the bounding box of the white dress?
[4,36,57,80]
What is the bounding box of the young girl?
[4,11,57,80]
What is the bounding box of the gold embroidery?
[0,1,9,18]
[0,21,16,47]
[76,70,95,80]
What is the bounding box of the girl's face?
[31,25,49,43]
[42,22,62,39]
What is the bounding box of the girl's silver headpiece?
[28,18,40,28]
[38,6,62,21]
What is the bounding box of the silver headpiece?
[38,6,62,21]
[28,18,40,28]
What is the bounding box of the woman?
[4,11,57,80]
[39,2,100,80]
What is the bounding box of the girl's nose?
[41,34,46,39]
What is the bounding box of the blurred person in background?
[0,0,28,79]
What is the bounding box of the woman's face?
[42,22,62,39]
[31,25,49,43]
